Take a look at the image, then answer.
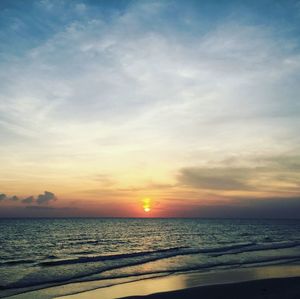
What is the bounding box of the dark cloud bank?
[0,191,56,205]
[173,155,300,218]
[0,191,79,217]
[166,196,300,219]
[178,155,300,192]
[0,206,77,218]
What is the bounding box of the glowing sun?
[142,198,151,213]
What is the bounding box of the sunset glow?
[143,198,151,213]
[0,0,300,219]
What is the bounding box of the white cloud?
[0,1,300,194]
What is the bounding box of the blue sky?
[0,0,300,217]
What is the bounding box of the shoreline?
[6,264,300,298]
[124,276,300,299]
[56,264,300,299]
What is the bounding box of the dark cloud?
[9,195,19,201]
[178,167,252,191]
[0,191,57,205]
[36,191,56,205]
[219,196,300,218]
[21,196,34,204]
[162,196,300,219]
[0,193,7,201]
[0,206,77,218]
[25,205,57,210]
[178,155,300,192]
[266,155,300,171]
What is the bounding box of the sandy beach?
[55,264,300,299]
[125,276,300,299]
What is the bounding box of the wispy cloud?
[0,0,300,217]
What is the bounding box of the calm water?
[1,218,300,298]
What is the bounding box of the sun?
[142,197,151,213]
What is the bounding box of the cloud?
[21,196,34,204]
[0,205,78,218]
[0,193,7,201]
[177,155,300,192]
[215,196,300,219]
[25,205,58,210]
[160,195,300,218]
[0,194,20,201]
[0,191,57,205]
[93,174,117,187]
[36,191,56,205]
[0,0,299,212]
[178,167,252,191]
[9,195,19,201]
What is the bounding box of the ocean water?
[1,218,300,298]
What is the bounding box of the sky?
[0,0,300,218]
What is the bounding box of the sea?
[1,218,300,298]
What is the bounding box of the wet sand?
[125,276,300,299]
[56,264,300,299]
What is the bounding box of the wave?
[2,240,300,291]
[69,250,97,255]
[59,239,128,246]
[2,241,298,270]
[38,241,300,267]
[4,252,300,292]
[0,259,36,267]
[39,246,187,267]
[211,241,300,257]
[195,242,255,254]
[39,243,256,267]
